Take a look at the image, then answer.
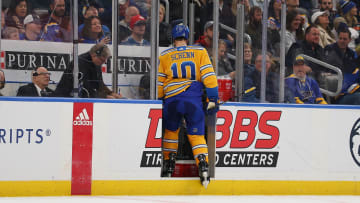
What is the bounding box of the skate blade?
[200,171,209,189]
[202,179,209,189]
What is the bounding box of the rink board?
[0,98,360,196]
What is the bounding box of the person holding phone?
[80,16,111,44]
[78,4,111,41]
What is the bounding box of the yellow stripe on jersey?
[158,46,218,99]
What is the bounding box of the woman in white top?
[311,10,336,48]
[285,10,304,53]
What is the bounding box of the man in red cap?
[120,14,150,46]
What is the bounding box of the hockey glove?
[205,86,219,115]
[207,98,219,115]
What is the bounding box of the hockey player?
[158,24,219,188]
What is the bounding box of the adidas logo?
[73,108,93,126]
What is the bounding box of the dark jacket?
[285,40,325,79]
[324,43,358,74]
[245,22,281,56]
[55,52,111,98]
[324,43,360,102]
[17,83,54,97]
[144,21,171,47]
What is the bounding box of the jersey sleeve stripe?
[160,48,177,56]
[165,84,189,97]
[163,139,179,143]
[201,72,216,81]
[192,144,208,150]
[158,73,167,78]
[200,64,212,72]
[164,81,191,90]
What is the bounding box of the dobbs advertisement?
[92,102,360,181]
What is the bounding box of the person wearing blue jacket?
[286,56,327,104]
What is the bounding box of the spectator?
[335,66,360,105]
[216,39,234,77]
[245,6,280,57]
[79,0,104,24]
[285,10,305,53]
[0,69,5,96]
[121,14,150,46]
[78,4,110,41]
[82,3,99,20]
[318,0,336,29]
[20,14,42,41]
[5,0,29,35]
[80,16,111,44]
[244,42,253,65]
[144,3,171,47]
[204,0,237,41]
[195,21,214,53]
[3,27,20,40]
[324,28,360,105]
[134,0,151,17]
[243,53,286,103]
[337,0,358,28]
[311,11,336,48]
[55,44,123,98]
[194,0,211,40]
[17,66,54,97]
[118,0,147,21]
[232,0,250,21]
[286,25,325,80]
[217,0,236,40]
[56,15,72,42]
[118,6,139,42]
[286,0,299,12]
[300,0,315,11]
[41,0,67,41]
[332,17,359,51]
[118,0,130,21]
[227,42,255,80]
[268,0,282,30]
[325,28,357,74]
[285,56,327,104]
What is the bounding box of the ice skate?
[162,153,176,177]
[197,154,210,188]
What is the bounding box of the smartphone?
[105,32,111,39]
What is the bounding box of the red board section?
[172,163,198,177]
[71,103,94,195]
